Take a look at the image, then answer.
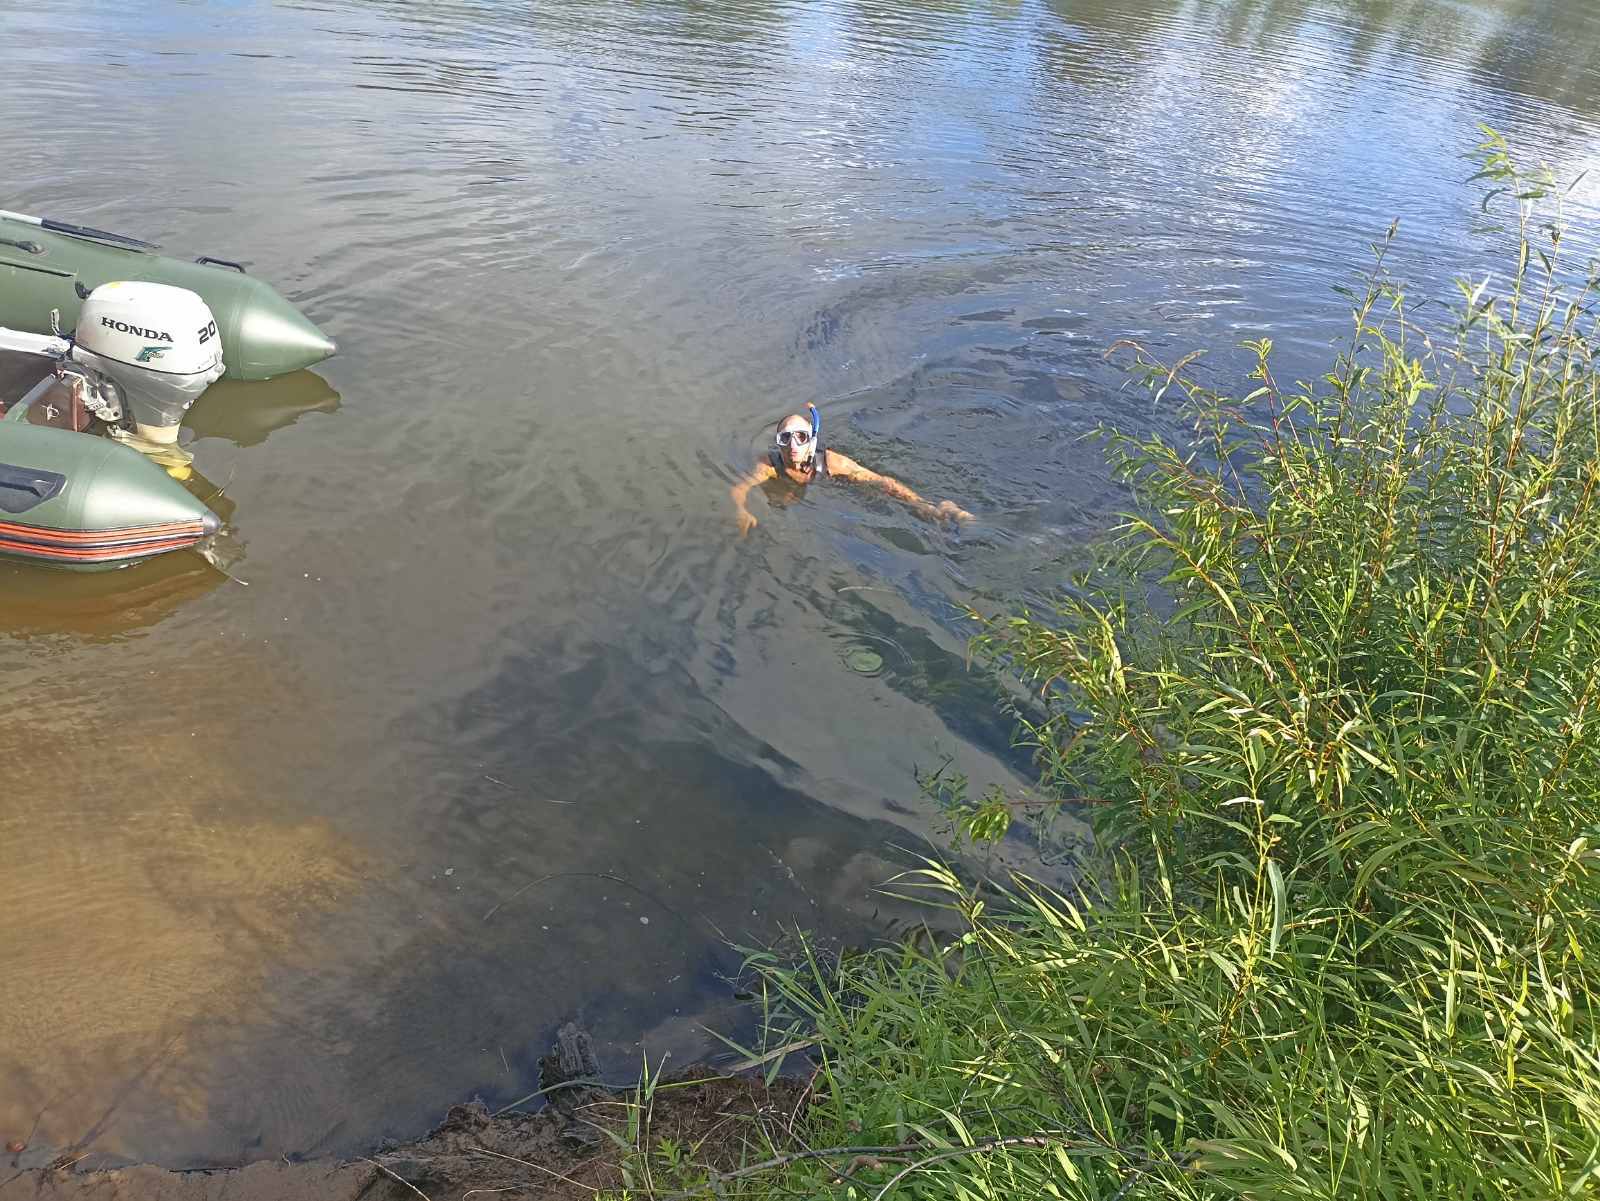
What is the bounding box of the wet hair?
[777,412,812,435]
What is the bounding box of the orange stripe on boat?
[0,518,205,544]
[0,534,202,562]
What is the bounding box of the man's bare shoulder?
[825,449,871,479]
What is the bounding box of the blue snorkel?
[807,402,820,470]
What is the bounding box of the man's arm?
[826,451,974,523]
[730,460,777,536]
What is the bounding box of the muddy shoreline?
[3,1028,805,1200]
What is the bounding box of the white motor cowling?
[73,281,225,443]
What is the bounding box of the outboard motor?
[70,281,225,443]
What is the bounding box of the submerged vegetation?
[609,133,1600,1198]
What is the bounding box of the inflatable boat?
[0,389,219,568]
[0,279,231,569]
[0,209,334,380]
[0,210,336,571]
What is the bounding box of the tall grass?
[612,133,1600,1199]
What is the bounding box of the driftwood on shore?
[535,1021,609,1145]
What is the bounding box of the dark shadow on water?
[809,574,1029,766]
[85,635,958,1166]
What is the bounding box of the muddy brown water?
[2,0,1599,1170]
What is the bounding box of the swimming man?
[731,406,974,536]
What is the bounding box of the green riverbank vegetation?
[609,134,1600,1199]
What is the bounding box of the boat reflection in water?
[185,369,341,448]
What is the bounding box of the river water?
[2,0,1598,1169]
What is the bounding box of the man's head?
[776,412,816,469]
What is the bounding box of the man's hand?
[730,463,775,538]
[935,500,975,524]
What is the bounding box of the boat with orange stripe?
[0,515,216,565]
[0,279,236,571]
[0,405,222,569]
